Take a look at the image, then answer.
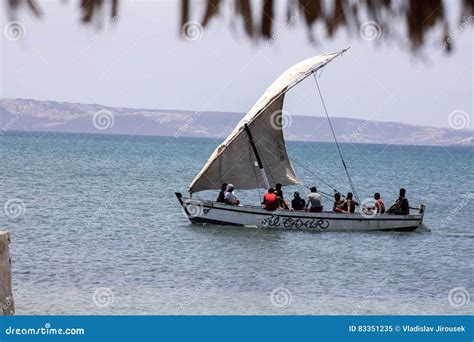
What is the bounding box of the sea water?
[0,131,472,314]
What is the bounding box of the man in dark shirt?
[342,192,356,213]
[216,183,227,203]
[275,183,289,209]
[291,192,306,211]
[388,188,410,215]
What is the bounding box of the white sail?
[189,49,347,193]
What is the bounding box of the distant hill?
[0,98,472,146]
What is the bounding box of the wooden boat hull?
[175,193,425,232]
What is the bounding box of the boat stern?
[418,203,426,223]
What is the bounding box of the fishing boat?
[176,48,426,232]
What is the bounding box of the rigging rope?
[313,73,361,205]
[291,158,339,193]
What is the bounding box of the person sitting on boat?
[305,186,323,212]
[224,184,240,205]
[341,192,357,213]
[332,192,345,213]
[263,188,279,211]
[291,191,306,211]
[388,188,409,215]
[363,192,385,215]
[275,183,289,209]
[216,183,227,203]
[374,192,385,213]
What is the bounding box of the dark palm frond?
[261,0,274,38]
[5,0,472,54]
[235,0,254,37]
[202,0,221,27]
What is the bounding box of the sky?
[0,0,472,129]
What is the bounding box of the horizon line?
[1,97,470,131]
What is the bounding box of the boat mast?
[244,123,271,190]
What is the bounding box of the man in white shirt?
[224,184,240,205]
[305,186,323,212]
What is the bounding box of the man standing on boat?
[305,186,323,212]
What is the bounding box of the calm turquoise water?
[0,131,472,315]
